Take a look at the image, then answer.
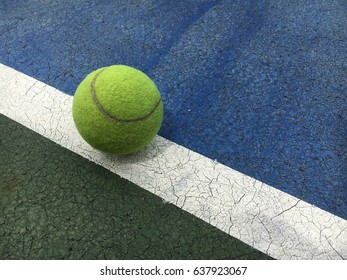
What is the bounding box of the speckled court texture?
[0,0,346,260]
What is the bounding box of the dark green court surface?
[0,114,272,260]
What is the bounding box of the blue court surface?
[0,0,346,260]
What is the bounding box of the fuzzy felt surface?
[1,0,345,220]
[72,65,163,155]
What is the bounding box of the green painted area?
[0,114,273,260]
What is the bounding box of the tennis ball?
[72,65,163,155]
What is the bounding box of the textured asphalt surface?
[0,114,272,259]
[0,0,345,220]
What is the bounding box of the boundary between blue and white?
[1,63,346,260]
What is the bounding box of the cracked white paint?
[1,63,346,259]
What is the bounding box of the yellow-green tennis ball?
[72,65,163,155]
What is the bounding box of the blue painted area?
[0,0,346,219]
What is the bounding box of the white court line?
[1,63,346,260]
